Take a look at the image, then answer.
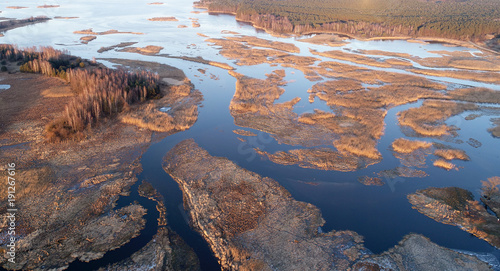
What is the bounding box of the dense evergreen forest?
[197,0,500,41]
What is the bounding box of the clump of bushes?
[0,45,162,141]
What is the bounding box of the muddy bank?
[163,139,491,270]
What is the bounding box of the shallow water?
[2,0,500,270]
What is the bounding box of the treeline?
[0,45,161,141]
[197,0,500,41]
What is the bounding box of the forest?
[197,0,500,41]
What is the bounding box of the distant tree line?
[197,0,500,41]
[0,45,161,141]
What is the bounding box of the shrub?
[1,66,7,72]
[79,62,85,68]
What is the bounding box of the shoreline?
[197,5,498,54]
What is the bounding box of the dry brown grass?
[120,104,176,132]
[316,62,447,89]
[391,138,432,154]
[448,88,500,104]
[434,149,470,161]
[229,72,340,151]
[206,38,317,66]
[256,148,374,171]
[385,58,413,66]
[334,135,382,160]
[121,84,202,133]
[433,159,457,170]
[97,42,138,53]
[227,36,300,53]
[358,176,384,186]
[378,167,428,178]
[118,45,164,55]
[394,150,429,168]
[311,49,393,68]
[309,80,443,110]
[304,77,445,159]
[207,61,234,70]
[409,68,500,84]
[415,55,500,72]
[233,129,257,136]
[297,34,347,47]
[398,100,477,137]
[41,85,74,98]
[80,36,96,44]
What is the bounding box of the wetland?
[0,0,499,270]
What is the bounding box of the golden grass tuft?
[433,159,457,170]
[398,100,477,137]
[334,136,382,160]
[391,138,432,154]
[434,149,470,161]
